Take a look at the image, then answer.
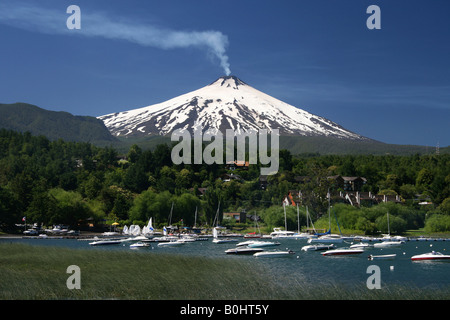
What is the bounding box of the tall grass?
[0,243,448,300]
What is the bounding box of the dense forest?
[0,129,449,234]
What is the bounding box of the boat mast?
[168,202,174,226]
[387,212,390,236]
[194,206,197,228]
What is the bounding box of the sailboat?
[270,203,295,238]
[244,212,262,238]
[143,218,155,236]
[212,226,238,243]
[211,201,238,243]
[293,204,314,239]
[379,212,407,242]
[308,199,343,244]
[373,213,405,248]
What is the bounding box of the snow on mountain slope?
[98,76,367,140]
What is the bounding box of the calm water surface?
[2,236,450,291]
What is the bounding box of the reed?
[0,243,448,300]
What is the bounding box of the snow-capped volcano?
[98,76,367,140]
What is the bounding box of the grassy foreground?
[0,243,448,300]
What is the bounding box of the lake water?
[2,236,450,292]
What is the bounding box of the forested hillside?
[0,129,448,234]
[0,103,117,145]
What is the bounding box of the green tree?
[416,168,434,192]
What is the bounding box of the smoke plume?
[0,2,231,75]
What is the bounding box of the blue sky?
[0,0,449,146]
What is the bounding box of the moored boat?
[411,251,450,261]
[373,241,404,248]
[301,244,334,251]
[157,240,185,247]
[368,254,396,260]
[253,250,295,258]
[270,228,295,239]
[321,248,364,256]
[89,239,122,246]
[307,234,343,244]
[130,242,151,248]
[225,247,264,255]
[247,241,281,248]
[350,243,373,249]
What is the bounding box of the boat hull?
[301,244,334,251]
[322,249,364,256]
[157,241,185,247]
[247,241,280,248]
[253,251,295,258]
[89,240,122,246]
[225,248,264,255]
[411,252,450,261]
[373,241,404,248]
[368,254,396,260]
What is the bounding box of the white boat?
[411,251,450,261]
[380,234,408,242]
[270,228,295,238]
[293,232,314,239]
[89,239,122,246]
[178,236,196,242]
[213,238,238,244]
[102,231,120,236]
[321,248,364,256]
[307,234,343,244]
[301,244,334,251]
[236,240,261,247]
[350,243,373,249]
[130,242,151,248]
[212,226,238,243]
[373,241,404,248]
[157,240,185,247]
[368,254,396,260]
[354,236,376,242]
[225,247,264,255]
[378,212,407,242]
[247,241,281,248]
[253,250,295,258]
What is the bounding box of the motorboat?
[253,250,295,258]
[212,238,239,244]
[244,232,261,239]
[130,242,151,248]
[292,232,315,240]
[236,240,261,247]
[177,236,197,242]
[270,228,295,239]
[157,240,185,247]
[89,239,122,246]
[373,241,404,248]
[225,247,264,255]
[301,244,334,252]
[307,234,343,244]
[411,251,450,261]
[321,248,364,256]
[354,236,376,242]
[380,234,407,242]
[350,243,373,249]
[247,241,281,248]
[23,229,39,235]
[368,254,396,260]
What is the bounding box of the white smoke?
[0,3,231,75]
